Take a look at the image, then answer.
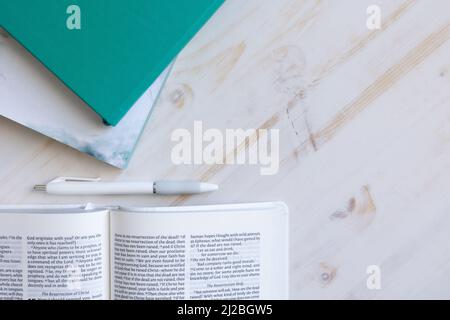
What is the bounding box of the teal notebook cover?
[0,0,224,125]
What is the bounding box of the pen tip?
[200,183,219,193]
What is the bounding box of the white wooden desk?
[1,0,450,299]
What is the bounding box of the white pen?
[33,177,219,196]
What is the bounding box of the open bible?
[0,202,288,300]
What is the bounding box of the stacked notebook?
[0,1,224,168]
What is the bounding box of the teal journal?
[0,0,224,125]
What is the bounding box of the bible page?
[0,206,109,300]
[111,202,288,300]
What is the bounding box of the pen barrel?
[46,182,154,195]
[154,181,215,195]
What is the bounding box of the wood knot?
[330,185,377,221]
[319,262,337,286]
[166,83,194,109]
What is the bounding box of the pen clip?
[49,177,102,183]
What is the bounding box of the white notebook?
[0,202,289,300]
[0,28,171,169]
